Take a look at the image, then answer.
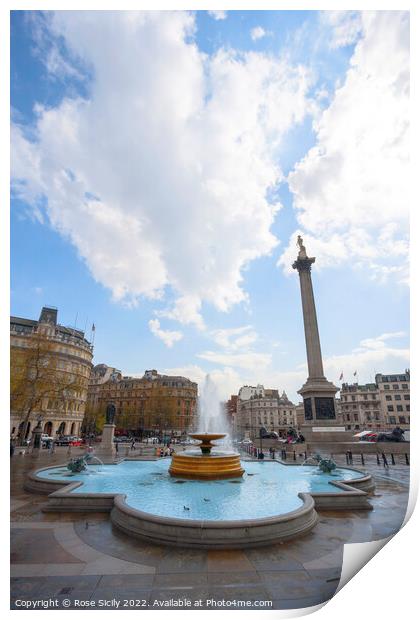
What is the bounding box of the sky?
[10,9,410,402]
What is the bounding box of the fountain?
[169,432,244,479]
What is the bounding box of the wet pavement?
[10,447,410,611]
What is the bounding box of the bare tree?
[11,332,85,445]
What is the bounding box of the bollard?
[361,453,365,466]
[284,450,287,460]
[405,453,410,466]
[345,452,349,465]
[304,451,307,460]
[391,453,395,466]
[349,451,353,465]
[376,453,380,465]
[293,450,296,461]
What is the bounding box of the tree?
[11,331,85,445]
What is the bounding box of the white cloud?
[250,26,268,41]
[208,10,227,21]
[156,295,205,331]
[197,350,271,370]
[12,11,314,321]
[324,333,409,384]
[321,11,363,49]
[148,318,183,348]
[279,11,409,283]
[210,325,258,350]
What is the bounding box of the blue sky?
[10,10,410,399]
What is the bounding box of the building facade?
[85,367,198,437]
[338,382,382,432]
[376,371,410,430]
[337,370,410,432]
[234,385,297,439]
[10,306,93,440]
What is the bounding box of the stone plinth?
[94,424,116,462]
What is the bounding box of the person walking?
[131,438,136,451]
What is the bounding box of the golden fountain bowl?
[189,433,226,442]
[169,432,244,480]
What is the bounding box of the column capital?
[292,256,315,272]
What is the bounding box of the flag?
[339,372,343,381]
[92,323,96,331]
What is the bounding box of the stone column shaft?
[298,268,325,379]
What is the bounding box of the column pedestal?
[94,424,117,463]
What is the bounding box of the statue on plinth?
[297,234,307,258]
[106,403,116,425]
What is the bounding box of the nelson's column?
[293,236,345,442]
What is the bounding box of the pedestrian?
[131,438,136,451]
[10,440,15,458]
[49,440,55,455]
[115,441,119,454]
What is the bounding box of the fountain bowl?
[169,432,244,479]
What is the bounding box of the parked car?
[41,434,53,447]
[55,435,82,446]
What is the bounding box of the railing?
[239,444,410,466]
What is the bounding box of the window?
[387,405,394,412]
[395,394,401,400]
[389,416,396,424]
[384,385,390,390]
[404,395,410,400]
[385,395,392,401]
[351,396,356,401]
[398,416,406,424]
[352,405,357,410]
[396,405,403,412]
[402,384,408,389]
[363,395,368,400]
[406,405,410,412]
[392,384,399,390]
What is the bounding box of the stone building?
[85,366,198,437]
[224,394,238,432]
[233,385,297,439]
[338,382,382,432]
[376,371,410,431]
[337,370,410,432]
[10,306,93,440]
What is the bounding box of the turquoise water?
[37,459,362,521]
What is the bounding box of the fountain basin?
[25,459,374,549]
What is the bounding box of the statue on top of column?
[297,234,307,258]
